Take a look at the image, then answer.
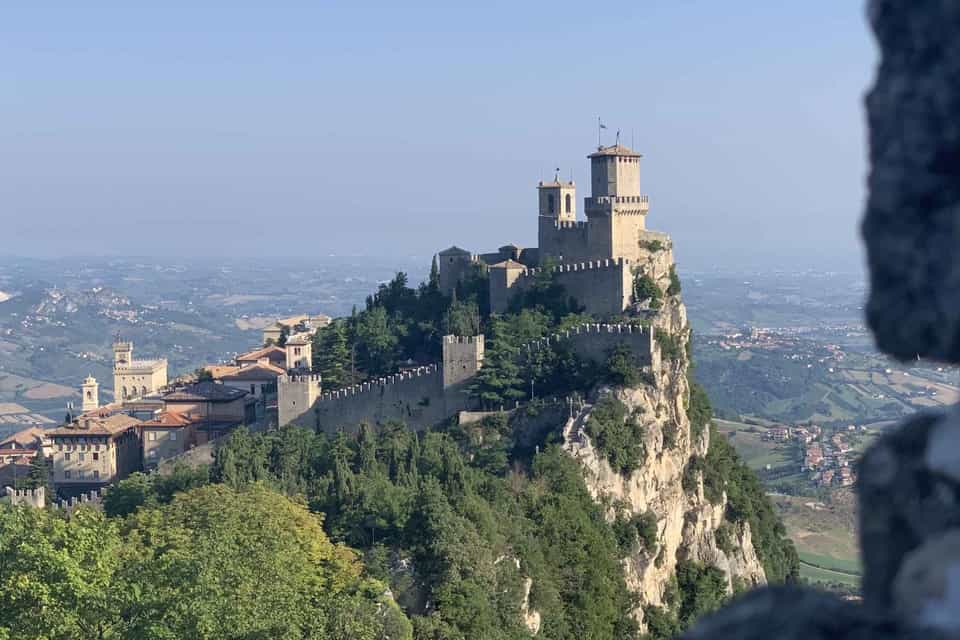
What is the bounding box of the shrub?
[585,396,646,475]
[632,272,662,308]
[667,265,682,296]
[655,330,684,362]
[604,343,644,387]
[640,239,665,252]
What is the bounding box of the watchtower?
[584,144,650,261]
[442,335,485,388]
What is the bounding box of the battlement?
[5,486,45,508]
[317,364,439,402]
[521,257,632,280]
[443,335,483,345]
[522,322,659,370]
[552,220,589,231]
[56,489,102,512]
[279,373,323,385]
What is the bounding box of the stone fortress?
[439,142,672,316]
[278,142,673,432]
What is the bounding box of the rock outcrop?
[562,241,767,633]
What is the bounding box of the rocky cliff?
[563,240,768,633]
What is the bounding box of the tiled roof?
[588,144,642,158]
[219,362,285,381]
[236,345,286,362]
[162,382,248,402]
[0,426,46,449]
[439,246,472,256]
[141,411,194,428]
[49,414,141,437]
[204,364,241,379]
[490,259,527,270]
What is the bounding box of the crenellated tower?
[583,144,649,262]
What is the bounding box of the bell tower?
[81,375,99,413]
[538,171,576,222]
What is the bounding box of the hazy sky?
[2,1,875,271]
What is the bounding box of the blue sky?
[1,1,875,270]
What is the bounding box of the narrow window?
[93,452,99,461]
[65,453,71,461]
[547,193,555,214]
[565,193,572,213]
[170,432,177,442]
[93,470,100,480]
[64,470,71,479]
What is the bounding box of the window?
[565,193,572,213]
[142,386,147,396]
[58,444,63,451]
[78,453,85,462]
[93,470,100,480]
[64,470,71,479]
[77,470,84,480]
[64,453,71,461]
[170,431,177,442]
[93,452,99,461]
[122,386,128,400]
[294,347,301,356]
[149,432,157,441]
[547,193,555,214]
[251,384,256,394]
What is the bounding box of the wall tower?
[442,334,485,388]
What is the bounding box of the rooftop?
[49,413,141,437]
[439,245,472,256]
[237,345,286,362]
[0,426,47,450]
[162,382,249,403]
[490,259,527,270]
[141,411,195,428]
[588,144,642,158]
[205,364,241,379]
[219,362,285,381]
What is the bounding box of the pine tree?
[429,254,440,290]
[315,321,352,389]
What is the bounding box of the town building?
[236,345,287,370]
[219,362,284,399]
[141,411,197,470]
[81,375,99,412]
[113,338,168,402]
[262,314,331,345]
[48,414,142,497]
[160,382,256,443]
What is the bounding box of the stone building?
[81,375,99,412]
[438,143,670,316]
[48,413,142,497]
[112,339,168,402]
[160,382,256,443]
[141,411,197,470]
[262,314,331,345]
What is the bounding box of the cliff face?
[562,241,767,633]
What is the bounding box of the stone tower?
[81,375,99,413]
[538,175,577,222]
[584,144,649,261]
[278,374,323,428]
[442,334,485,388]
[113,340,133,367]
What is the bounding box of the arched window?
[141,386,148,397]
[547,193,555,214]
[122,386,128,400]
[565,193,572,213]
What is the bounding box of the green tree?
[354,306,401,376]
[314,319,352,388]
[121,485,411,640]
[468,315,525,409]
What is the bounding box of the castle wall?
[278,374,322,428]
[288,366,461,434]
[492,259,634,316]
[524,322,657,371]
[538,217,593,262]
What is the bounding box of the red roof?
[141,411,195,428]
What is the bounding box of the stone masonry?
[683,3,960,638]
